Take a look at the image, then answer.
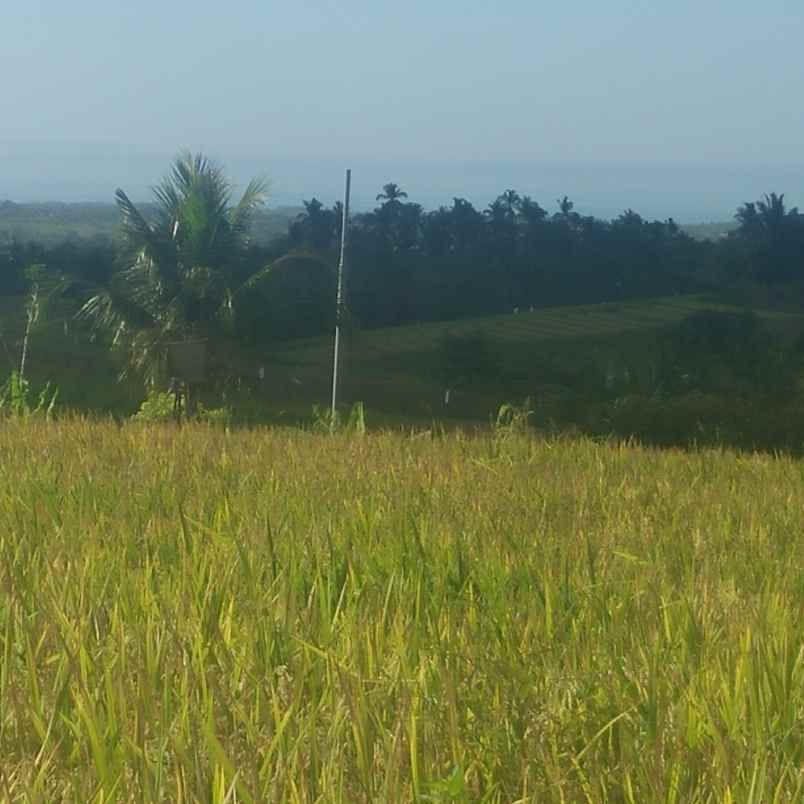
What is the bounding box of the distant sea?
[2,143,803,223]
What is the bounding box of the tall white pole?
[331,169,351,419]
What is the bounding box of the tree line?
[280,186,803,330]
[1,154,802,373]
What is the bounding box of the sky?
[1,0,803,219]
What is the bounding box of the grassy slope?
[0,418,801,800]
[3,293,804,423]
[256,296,804,425]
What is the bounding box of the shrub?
[656,309,796,399]
[133,387,231,425]
[311,401,367,435]
[132,389,176,422]
[493,398,535,436]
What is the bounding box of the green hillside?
[254,295,804,425]
[4,292,804,431]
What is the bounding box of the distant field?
[0,202,299,246]
[680,221,737,240]
[1,201,737,245]
[0,418,801,800]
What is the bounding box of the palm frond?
[235,250,333,296]
[115,189,181,294]
[170,151,199,197]
[116,259,173,311]
[79,280,156,327]
[230,178,269,237]
[123,327,173,384]
[168,155,237,267]
[115,188,156,246]
[152,179,182,231]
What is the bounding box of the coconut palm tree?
[75,152,267,381]
[375,183,408,204]
[736,193,797,240]
[736,192,804,283]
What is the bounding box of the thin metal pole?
[331,169,351,419]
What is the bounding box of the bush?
[655,309,796,399]
[603,392,804,452]
[132,389,175,422]
[493,398,535,438]
[133,388,231,425]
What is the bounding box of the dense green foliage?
[0,419,801,801]
[283,188,804,329]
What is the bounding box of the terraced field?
[257,295,804,423]
[272,295,801,364]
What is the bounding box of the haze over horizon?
[3,145,804,224]
[2,0,802,221]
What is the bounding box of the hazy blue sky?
[2,0,803,217]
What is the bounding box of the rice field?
[272,295,802,364]
[257,296,804,420]
[0,416,802,801]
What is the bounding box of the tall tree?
[290,198,336,251]
[449,198,484,256]
[736,193,804,283]
[74,152,268,381]
[375,183,408,204]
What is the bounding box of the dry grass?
[0,417,802,801]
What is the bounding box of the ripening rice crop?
[0,417,801,802]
